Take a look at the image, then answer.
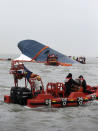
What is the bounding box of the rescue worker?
[78,75,92,94]
[76,57,79,62]
[23,65,43,96]
[83,57,86,64]
[34,76,42,93]
[64,73,80,96]
[30,73,43,93]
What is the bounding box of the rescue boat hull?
[4,89,98,108]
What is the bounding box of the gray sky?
[0,0,98,57]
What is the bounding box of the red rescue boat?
[4,61,98,108]
[45,54,59,66]
[45,54,72,66]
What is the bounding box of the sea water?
[0,55,98,131]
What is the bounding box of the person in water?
[78,75,92,94]
[64,73,80,96]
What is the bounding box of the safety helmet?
[66,73,72,78]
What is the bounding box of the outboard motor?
[10,87,32,105]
